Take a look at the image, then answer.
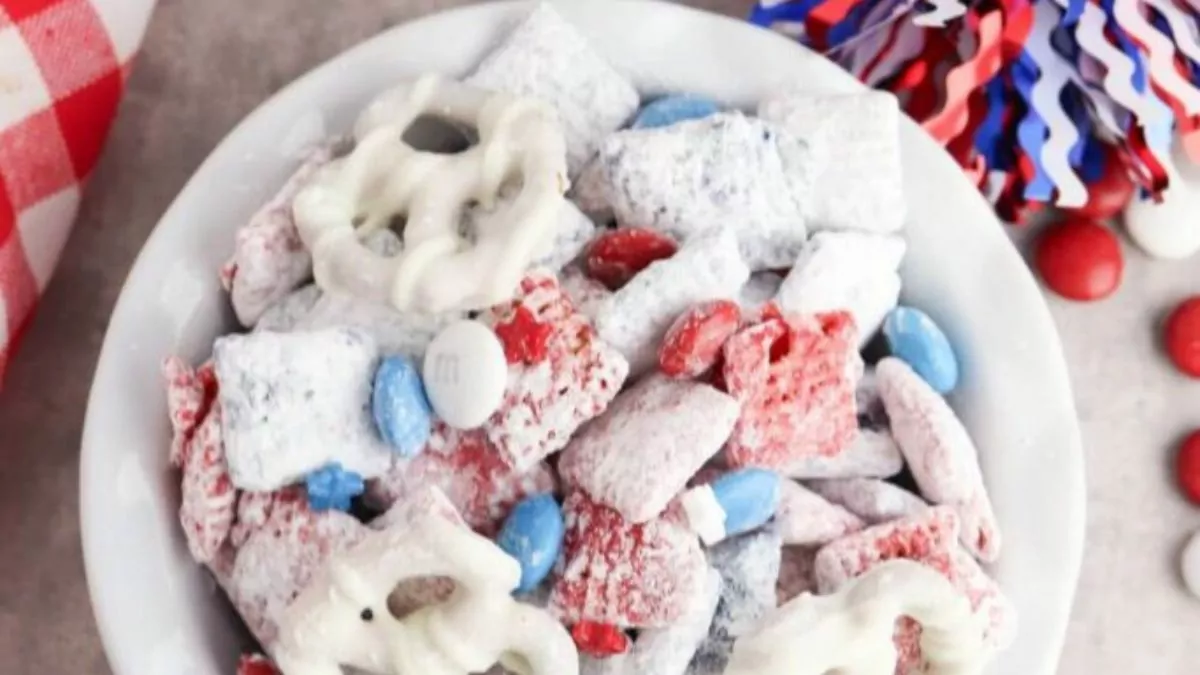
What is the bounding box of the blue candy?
[306,463,364,512]
[371,355,433,457]
[632,94,721,129]
[497,493,565,593]
[710,469,781,538]
[882,306,960,394]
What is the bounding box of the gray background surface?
[0,0,1196,672]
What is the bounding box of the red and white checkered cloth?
[0,0,153,380]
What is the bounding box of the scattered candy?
[498,493,566,593]
[585,228,680,291]
[1181,529,1200,599]
[658,300,742,379]
[774,479,864,546]
[633,94,722,130]
[371,356,433,457]
[1165,297,1200,378]
[806,478,928,525]
[681,469,782,546]
[1176,430,1200,505]
[1034,219,1123,302]
[882,306,959,394]
[422,320,509,430]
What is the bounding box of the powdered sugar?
[773,479,864,546]
[806,478,928,525]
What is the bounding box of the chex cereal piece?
[227,502,366,647]
[467,3,638,175]
[737,273,783,314]
[365,426,555,535]
[559,375,740,523]
[688,529,782,675]
[806,478,928,525]
[255,285,323,333]
[598,113,811,271]
[570,159,613,222]
[560,267,615,326]
[550,491,708,628]
[758,89,905,234]
[659,300,742,379]
[774,231,906,345]
[774,479,864,546]
[468,199,597,272]
[225,142,339,327]
[595,227,749,374]
[722,311,860,472]
[213,328,393,491]
[585,228,680,290]
[230,486,306,549]
[782,427,903,478]
[581,567,722,675]
[775,545,818,604]
[162,357,218,468]
[482,271,629,470]
[180,402,237,563]
[877,357,1001,561]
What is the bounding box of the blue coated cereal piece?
[371,355,433,457]
[497,493,565,593]
[306,463,365,512]
[710,469,781,538]
[632,94,721,129]
[882,306,959,394]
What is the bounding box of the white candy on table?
[467,2,638,176]
[876,357,1001,562]
[774,480,865,546]
[559,374,741,523]
[422,320,509,430]
[780,427,904,479]
[775,231,906,346]
[806,478,928,525]
[758,89,905,234]
[1124,148,1200,259]
[213,328,394,491]
[597,112,812,271]
[594,227,750,374]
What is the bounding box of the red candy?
[659,300,742,378]
[1176,430,1200,505]
[1165,296,1200,378]
[549,492,706,628]
[236,654,281,675]
[1034,219,1123,301]
[493,304,555,365]
[585,228,679,290]
[1061,149,1136,221]
[571,620,631,657]
[721,311,860,472]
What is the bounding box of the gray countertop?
[0,0,1196,672]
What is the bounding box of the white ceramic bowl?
[80,2,1085,674]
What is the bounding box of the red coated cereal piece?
[484,271,630,471]
[236,654,281,675]
[549,492,707,628]
[230,486,306,549]
[658,300,742,378]
[722,311,861,472]
[585,228,679,290]
[493,304,555,365]
[366,425,556,536]
[571,620,632,657]
[180,402,237,564]
[162,357,218,468]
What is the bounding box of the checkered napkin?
[0,0,153,380]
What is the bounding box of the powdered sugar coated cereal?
[559,375,741,523]
[230,486,306,549]
[774,479,864,546]
[776,546,818,604]
[162,356,217,468]
[559,267,615,326]
[737,273,783,313]
[782,427,903,479]
[467,3,638,175]
[214,328,394,491]
[876,357,1001,562]
[658,300,742,379]
[598,113,811,271]
[595,227,749,374]
[806,478,928,525]
[550,491,708,628]
[179,402,236,563]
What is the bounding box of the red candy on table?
[1176,430,1200,505]
[1060,149,1136,221]
[1034,218,1123,301]
[659,299,742,378]
[1165,296,1200,378]
[585,228,679,290]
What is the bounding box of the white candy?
[781,428,904,479]
[774,480,864,546]
[595,227,750,373]
[1181,529,1200,599]
[214,328,393,491]
[806,478,928,525]
[1124,152,1200,259]
[775,231,905,345]
[598,112,812,270]
[422,320,509,430]
[467,3,638,175]
[758,89,905,234]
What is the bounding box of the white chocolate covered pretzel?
[292,74,569,314]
